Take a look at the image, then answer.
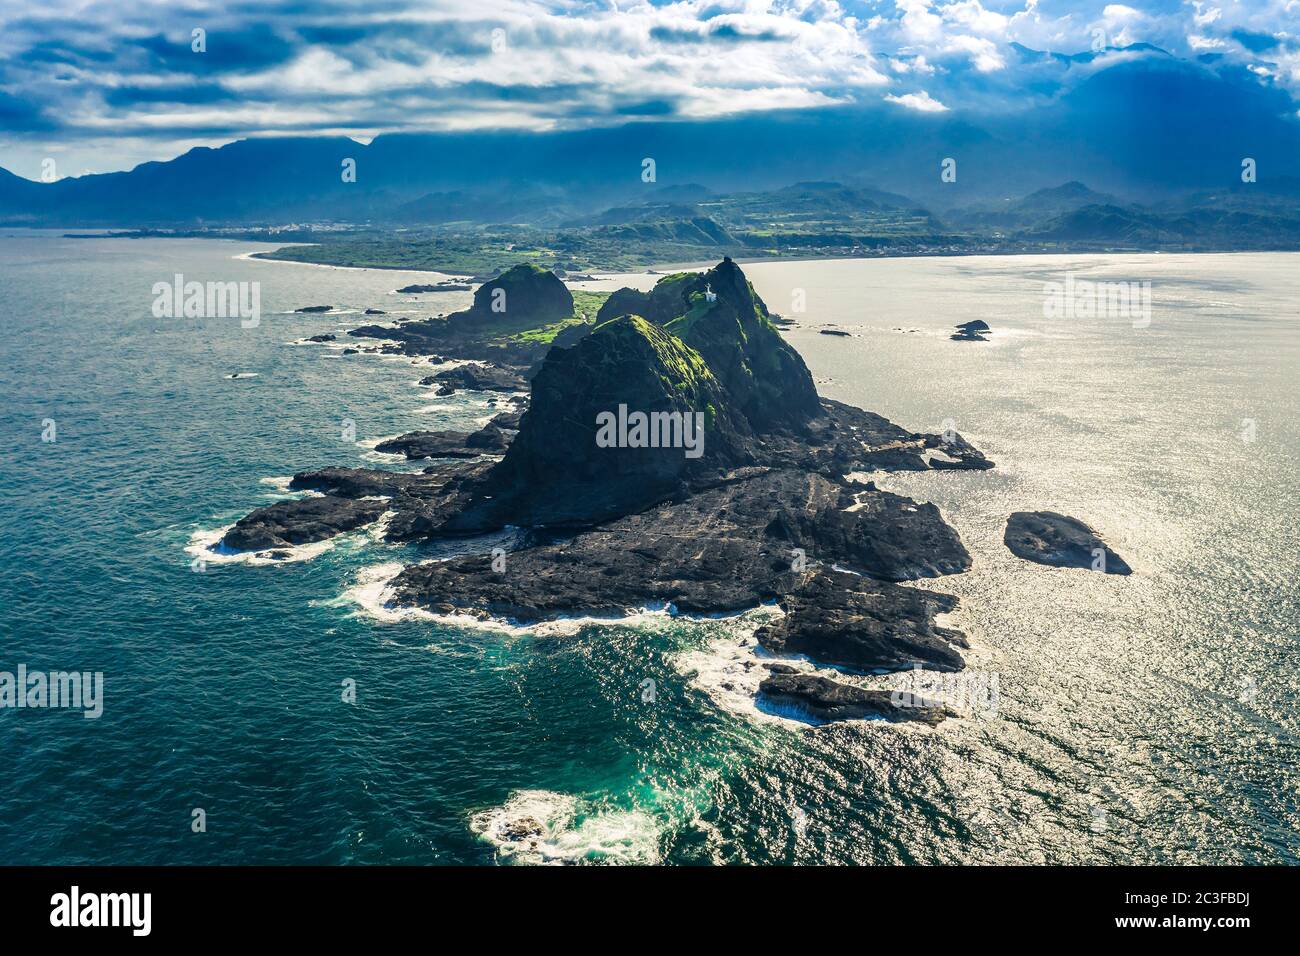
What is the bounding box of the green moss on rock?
[662,258,823,431]
[440,263,575,339]
[595,259,821,431]
[470,312,751,527]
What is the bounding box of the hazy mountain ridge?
[55,169,1300,277]
[3,55,1297,230]
[6,51,1297,267]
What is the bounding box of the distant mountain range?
[224,169,1300,277]
[579,175,1300,252]
[945,182,1122,231]
[2,51,1298,234]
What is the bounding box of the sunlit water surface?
[1,236,1295,864]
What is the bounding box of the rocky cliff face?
[219,257,1002,724]
[448,314,751,528]
[348,263,575,358]
[595,272,697,327]
[442,262,573,335]
[666,258,823,431]
[422,258,990,530]
[597,259,822,433]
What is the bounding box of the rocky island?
[950,319,991,342]
[1004,511,1131,574]
[213,258,998,725]
[396,281,473,293]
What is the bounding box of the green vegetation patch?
[506,317,584,345]
[496,290,610,345]
[594,314,719,400]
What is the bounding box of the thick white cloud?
[0,0,1295,175]
[1191,3,1222,28]
[945,34,1006,72]
[1101,4,1144,21]
[884,89,950,110]
[941,1,1011,36]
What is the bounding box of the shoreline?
[234,248,474,279]
[243,243,1300,278]
[650,246,1300,272]
[30,227,1300,277]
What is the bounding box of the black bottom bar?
[0,865,1287,941]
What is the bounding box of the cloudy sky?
[1,0,1297,178]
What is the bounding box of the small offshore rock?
[758,671,954,725]
[1003,511,1131,574]
[220,496,387,552]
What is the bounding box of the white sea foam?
[361,452,412,466]
[360,435,409,465]
[184,525,337,566]
[668,606,949,728]
[469,790,661,865]
[671,609,819,728]
[411,395,504,422]
[340,561,732,637]
[418,358,476,375]
[299,335,430,365]
[184,500,392,567]
[365,510,396,541]
[338,560,534,628]
[257,476,321,499]
[336,562,427,622]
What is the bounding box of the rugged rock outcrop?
[594,259,821,432]
[489,408,524,430]
[227,258,1001,724]
[595,277,693,327]
[374,424,511,460]
[347,264,577,367]
[951,319,991,341]
[440,315,750,529]
[419,363,526,393]
[220,495,387,552]
[336,259,988,541]
[547,321,594,351]
[389,469,971,675]
[686,260,825,430]
[397,282,471,293]
[290,467,438,498]
[1004,511,1131,574]
[753,571,967,673]
[438,264,572,330]
[759,666,955,725]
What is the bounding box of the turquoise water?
[1,235,1296,864]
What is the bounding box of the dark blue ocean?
[1,233,1296,864]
